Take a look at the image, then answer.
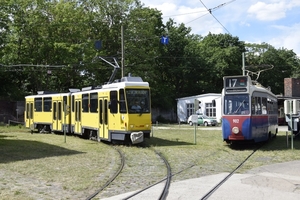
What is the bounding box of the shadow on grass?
[0,134,16,139]
[0,138,83,164]
[261,134,300,151]
[144,137,193,146]
[226,134,300,151]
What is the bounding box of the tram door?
[25,100,34,129]
[99,97,109,139]
[52,101,62,131]
[74,99,82,134]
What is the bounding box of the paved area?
[102,160,300,200]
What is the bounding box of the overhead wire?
[185,13,210,25]
[163,10,207,18]
[198,0,235,34]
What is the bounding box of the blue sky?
[142,0,300,56]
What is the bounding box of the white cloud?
[239,21,250,27]
[247,1,287,21]
[141,0,300,55]
[269,23,300,56]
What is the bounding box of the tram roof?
[25,76,149,98]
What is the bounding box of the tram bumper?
[130,131,144,144]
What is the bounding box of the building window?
[186,103,194,119]
[205,103,216,117]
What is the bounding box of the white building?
[176,93,222,123]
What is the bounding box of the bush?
[155,115,170,123]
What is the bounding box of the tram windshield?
[224,94,250,115]
[126,89,150,113]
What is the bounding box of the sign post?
[191,114,198,144]
[64,102,70,143]
[290,101,293,149]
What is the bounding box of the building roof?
[176,93,221,101]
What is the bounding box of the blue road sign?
[160,36,169,45]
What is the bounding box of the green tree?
[198,33,246,93]
[150,19,205,109]
[245,43,300,95]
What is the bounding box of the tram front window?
[224,94,250,115]
[126,89,150,114]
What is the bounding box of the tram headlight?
[232,127,239,134]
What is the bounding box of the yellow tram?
[24,76,151,144]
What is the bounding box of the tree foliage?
[245,43,299,95]
[0,0,299,110]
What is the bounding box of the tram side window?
[104,99,108,124]
[274,101,278,114]
[255,97,261,115]
[99,99,103,124]
[110,90,118,114]
[268,99,277,114]
[262,97,267,114]
[75,101,78,121]
[58,102,62,120]
[44,97,52,112]
[30,103,33,118]
[251,97,255,114]
[82,94,89,113]
[35,98,42,112]
[72,96,75,112]
[63,96,67,112]
[119,89,127,113]
[90,92,98,113]
[268,100,273,114]
[26,103,30,118]
[53,102,57,120]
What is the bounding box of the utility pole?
[121,25,124,77]
[242,52,245,76]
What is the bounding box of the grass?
[148,124,300,180]
[0,124,300,199]
[0,125,121,199]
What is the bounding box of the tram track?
[121,148,172,200]
[85,140,265,200]
[122,164,195,200]
[157,150,172,200]
[86,144,170,200]
[85,146,125,200]
[200,143,264,200]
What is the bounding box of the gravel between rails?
[95,146,167,199]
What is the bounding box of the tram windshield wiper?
[234,100,245,113]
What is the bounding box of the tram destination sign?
[224,76,249,93]
[225,88,247,93]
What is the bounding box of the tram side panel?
[71,94,82,136]
[251,115,269,142]
[25,97,34,130]
[51,94,71,133]
[25,96,53,133]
